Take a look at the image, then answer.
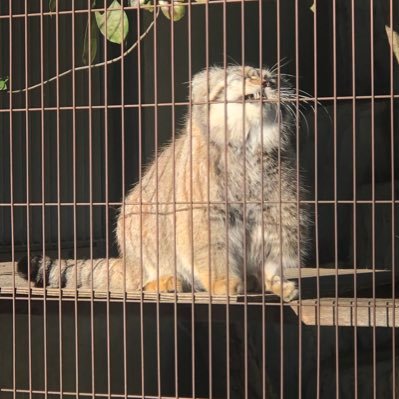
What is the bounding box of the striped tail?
[17,255,126,290]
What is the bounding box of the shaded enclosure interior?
[1,0,398,269]
[1,299,398,399]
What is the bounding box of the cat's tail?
[17,255,129,290]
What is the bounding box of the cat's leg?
[212,275,243,295]
[180,266,242,295]
[175,215,244,295]
[135,251,184,293]
[179,238,243,295]
[143,275,183,293]
[202,221,244,295]
[105,258,145,292]
[118,206,183,293]
[252,222,299,302]
[264,260,298,302]
[139,229,184,293]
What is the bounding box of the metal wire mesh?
[0,0,398,398]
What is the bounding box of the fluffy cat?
[18,65,308,301]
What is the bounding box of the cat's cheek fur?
[209,103,274,146]
[246,123,281,151]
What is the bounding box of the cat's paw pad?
[212,277,243,295]
[266,276,298,302]
[144,275,183,293]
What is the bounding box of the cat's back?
[123,125,218,210]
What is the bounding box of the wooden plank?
[287,268,394,299]
[0,261,268,303]
[0,261,26,287]
[290,298,399,327]
[0,262,397,315]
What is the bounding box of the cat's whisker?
[293,90,332,123]
[226,56,241,67]
[269,58,291,75]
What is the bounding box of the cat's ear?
[192,71,226,105]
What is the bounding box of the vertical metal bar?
[276,0,284,397]
[187,1,196,398]
[332,0,340,396]
[39,1,48,397]
[351,0,358,397]
[135,4,145,399]
[389,0,396,397]
[55,1,64,396]
[204,1,213,398]
[87,1,96,397]
[312,1,321,397]
[369,1,377,398]
[222,0,230,397]
[258,1,266,397]
[120,2,128,398]
[8,2,16,398]
[71,1,79,397]
[169,2,178,397]
[153,4,162,397]
[103,2,111,398]
[24,2,33,398]
[294,1,302,398]
[240,2,248,399]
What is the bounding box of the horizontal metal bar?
[1,94,399,114]
[0,388,211,399]
[0,200,398,207]
[0,0,259,20]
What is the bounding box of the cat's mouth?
[244,90,266,101]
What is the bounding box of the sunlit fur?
[18,65,309,301]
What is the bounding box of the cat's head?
[191,65,294,149]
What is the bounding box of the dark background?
[0,0,398,269]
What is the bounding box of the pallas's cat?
[18,65,308,301]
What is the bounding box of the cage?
[0,0,398,398]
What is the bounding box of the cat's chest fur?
[214,129,283,204]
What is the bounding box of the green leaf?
[82,13,98,65]
[129,0,154,12]
[49,0,56,12]
[160,0,185,21]
[385,25,399,65]
[129,0,144,6]
[141,1,154,12]
[0,77,9,91]
[95,0,129,44]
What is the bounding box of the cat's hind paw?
[212,276,243,295]
[144,275,183,293]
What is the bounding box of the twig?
[8,9,159,95]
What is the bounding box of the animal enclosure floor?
[0,261,398,327]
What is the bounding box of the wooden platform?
[291,298,399,327]
[0,261,398,327]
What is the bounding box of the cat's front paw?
[212,276,243,295]
[144,275,183,293]
[265,275,298,302]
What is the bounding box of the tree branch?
[8,10,159,95]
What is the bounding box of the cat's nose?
[262,79,269,88]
